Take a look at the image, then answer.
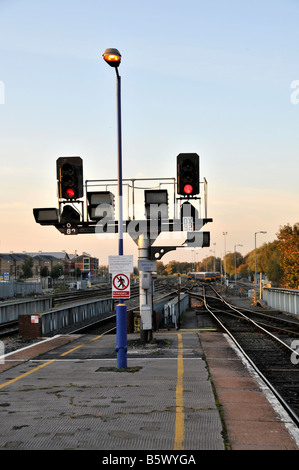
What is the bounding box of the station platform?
[0,309,298,453]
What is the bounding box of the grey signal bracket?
[149,230,211,260]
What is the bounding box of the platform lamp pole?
[103,48,127,369]
[254,231,267,287]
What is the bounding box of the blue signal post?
[103,48,127,369]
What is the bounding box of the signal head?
[177,153,200,197]
[56,157,83,201]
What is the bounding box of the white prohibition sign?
[113,273,130,291]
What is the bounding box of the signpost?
[137,259,157,272]
[108,255,133,274]
[112,273,130,299]
[108,255,133,368]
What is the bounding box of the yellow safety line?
[180,328,217,331]
[59,334,103,356]
[0,334,104,389]
[174,333,184,450]
[0,360,56,389]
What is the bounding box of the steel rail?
[209,285,299,357]
[196,286,299,428]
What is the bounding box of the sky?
[0,0,299,267]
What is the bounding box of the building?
[28,252,70,277]
[0,252,99,280]
[69,253,99,280]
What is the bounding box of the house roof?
[27,252,70,260]
[0,252,98,263]
[32,254,60,262]
[0,253,27,262]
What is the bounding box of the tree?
[198,256,215,272]
[51,263,64,279]
[157,262,167,276]
[223,252,244,277]
[237,263,249,278]
[164,260,179,276]
[259,241,282,284]
[244,250,255,277]
[40,266,49,277]
[267,250,283,284]
[21,256,33,279]
[277,223,299,288]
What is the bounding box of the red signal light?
[66,188,75,198]
[177,153,200,197]
[184,184,193,195]
[57,157,83,200]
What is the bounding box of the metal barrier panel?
[262,287,299,316]
[40,298,114,335]
[14,282,42,297]
[154,293,189,328]
[0,282,14,299]
[0,281,42,299]
[0,297,52,323]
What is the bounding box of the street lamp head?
[103,48,121,67]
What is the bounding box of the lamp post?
[223,232,228,284]
[213,243,216,272]
[103,48,127,369]
[234,244,243,284]
[254,231,267,286]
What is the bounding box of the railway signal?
[57,156,83,200]
[33,208,59,225]
[177,153,200,196]
[144,189,168,220]
[33,153,213,349]
[60,204,81,224]
[87,191,115,221]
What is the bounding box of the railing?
[262,287,299,316]
[40,297,114,336]
[19,292,189,338]
[0,297,52,323]
[153,293,189,328]
[0,281,42,299]
[18,297,114,338]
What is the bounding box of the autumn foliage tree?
[277,223,299,289]
[137,223,299,290]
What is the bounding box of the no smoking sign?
[112,273,130,299]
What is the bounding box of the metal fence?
[262,287,299,316]
[153,293,189,328]
[40,297,114,336]
[0,281,42,299]
[0,297,52,323]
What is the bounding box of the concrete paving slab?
[0,331,225,451]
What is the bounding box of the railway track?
[191,283,299,427]
[64,282,180,336]
[0,277,180,339]
[0,320,19,338]
[52,284,118,305]
[52,278,177,306]
[70,313,117,336]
